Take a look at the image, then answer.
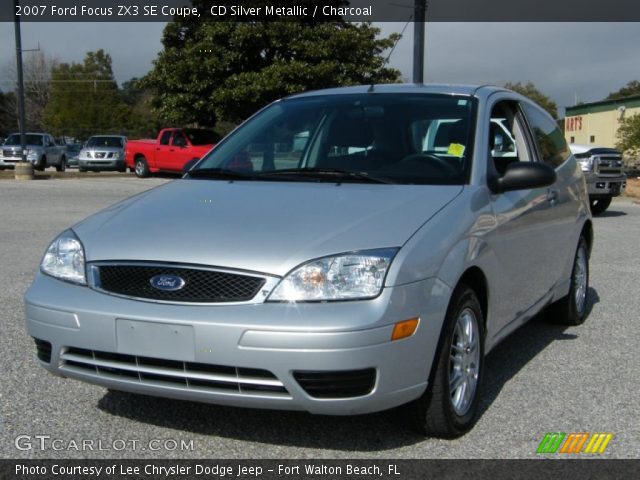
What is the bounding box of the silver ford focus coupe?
[25,84,592,437]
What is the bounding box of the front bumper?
[25,273,448,415]
[0,156,21,167]
[584,173,626,197]
[78,159,125,170]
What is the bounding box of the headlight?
[579,158,592,172]
[40,229,86,284]
[268,248,398,302]
[26,149,37,159]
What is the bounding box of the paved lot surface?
[0,177,638,459]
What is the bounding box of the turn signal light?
[391,317,420,341]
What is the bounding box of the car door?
[520,101,578,286]
[167,130,192,172]
[45,135,59,165]
[485,99,559,336]
[155,130,173,169]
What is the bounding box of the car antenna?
[368,12,414,93]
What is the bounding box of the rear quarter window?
[521,103,570,168]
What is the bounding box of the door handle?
[170,149,175,152]
[546,189,558,204]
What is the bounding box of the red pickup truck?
[125,128,219,177]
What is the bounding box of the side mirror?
[490,162,556,193]
[182,158,199,175]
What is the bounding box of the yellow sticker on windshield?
[448,143,465,157]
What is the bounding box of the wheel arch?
[581,219,594,256]
[456,266,489,328]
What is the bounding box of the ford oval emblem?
[149,274,186,291]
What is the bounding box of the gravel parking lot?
[0,177,638,459]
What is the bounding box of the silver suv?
[78,135,127,172]
[25,84,592,437]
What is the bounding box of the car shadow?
[594,210,626,217]
[479,287,599,417]
[97,391,421,451]
[97,288,599,450]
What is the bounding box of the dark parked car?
[65,143,83,168]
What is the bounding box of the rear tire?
[403,284,485,438]
[546,236,589,325]
[55,156,66,172]
[589,197,611,215]
[134,157,150,178]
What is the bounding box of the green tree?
[43,50,130,139]
[0,90,18,136]
[504,81,558,119]
[144,1,401,126]
[616,113,640,154]
[606,80,640,100]
[120,77,163,138]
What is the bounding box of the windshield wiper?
[187,168,255,180]
[257,168,396,184]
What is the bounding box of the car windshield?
[5,134,44,146]
[86,136,123,148]
[192,93,475,185]
[185,129,220,145]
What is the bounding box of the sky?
[1,21,639,116]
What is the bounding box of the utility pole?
[412,0,426,83]
[14,0,27,162]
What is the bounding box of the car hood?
[74,179,462,277]
[83,147,123,153]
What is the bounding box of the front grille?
[595,156,623,175]
[293,368,376,399]
[33,338,52,363]
[93,264,266,303]
[598,168,622,175]
[60,347,290,397]
[94,152,106,158]
[3,149,20,158]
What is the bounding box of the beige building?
[564,95,640,148]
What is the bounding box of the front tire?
[589,197,611,215]
[404,284,485,438]
[546,236,589,325]
[134,157,150,178]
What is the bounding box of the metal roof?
[565,95,640,116]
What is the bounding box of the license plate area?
[610,182,621,195]
[116,319,195,361]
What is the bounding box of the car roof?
[286,83,510,100]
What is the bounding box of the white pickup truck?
[569,144,626,214]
